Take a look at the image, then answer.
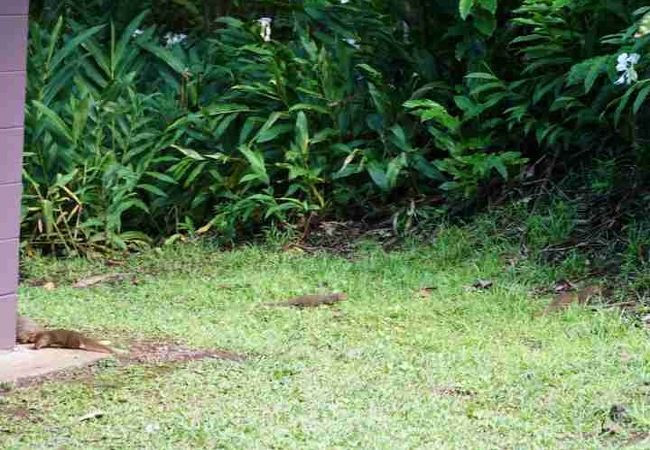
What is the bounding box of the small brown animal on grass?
[17,316,113,354]
[31,330,113,354]
[265,293,347,308]
[538,285,603,316]
[16,316,44,344]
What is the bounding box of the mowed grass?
[2,231,650,449]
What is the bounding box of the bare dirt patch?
[1,339,246,392]
[121,340,245,364]
[430,385,476,398]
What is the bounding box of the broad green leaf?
[203,103,251,116]
[114,11,148,73]
[239,117,260,144]
[478,0,498,14]
[470,82,506,96]
[474,12,496,35]
[171,145,205,161]
[311,128,338,145]
[633,85,650,114]
[510,34,546,44]
[46,17,64,67]
[184,162,207,186]
[459,0,474,19]
[413,155,444,180]
[368,83,388,117]
[32,101,73,142]
[404,99,459,131]
[295,112,310,156]
[82,37,111,80]
[140,42,186,74]
[288,103,330,114]
[490,158,508,180]
[386,154,407,188]
[255,112,283,143]
[355,63,383,83]
[614,87,636,125]
[389,125,411,152]
[367,161,389,191]
[454,96,475,112]
[139,183,168,197]
[50,24,105,72]
[465,72,499,81]
[72,97,91,144]
[258,125,292,143]
[239,145,270,185]
[634,6,650,16]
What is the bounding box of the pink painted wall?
[0,0,29,349]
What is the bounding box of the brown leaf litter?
[430,385,476,398]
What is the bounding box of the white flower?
[258,17,272,42]
[615,52,640,85]
[616,52,640,70]
[340,0,350,3]
[343,38,360,49]
[132,29,144,38]
[164,32,187,47]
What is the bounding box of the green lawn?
[2,233,649,449]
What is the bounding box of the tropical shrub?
[23,14,171,254]
[21,0,650,255]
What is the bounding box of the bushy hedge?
[22,0,650,254]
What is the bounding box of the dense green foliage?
[22,0,650,254]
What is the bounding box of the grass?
[2,229,650,449]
